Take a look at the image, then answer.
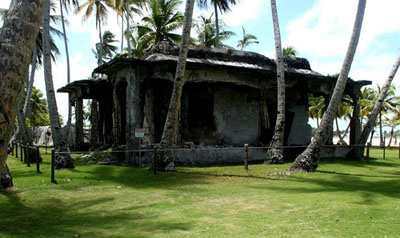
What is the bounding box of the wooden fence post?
[16,143,18,159]
[36,147,40,173]
[21,145,24,163]
[26,147,30,167]
[244,144,249,171]
[51,149,56,183]
[366,143,370,163]
[11,142,14,156]
[153,146,158,175]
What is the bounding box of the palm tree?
[308,95,325,128]
[43,0,74,169]
[0,0,46,188]
[197,0,236,48]
[237,26,258,50]
[282,46,297,57]
[195,14,234,48]
[114,0,144,56]
[159,0,195,171]
[356,58,400,156]
[376,85,398,147]
[93,30,119,64]
[335,95,353,144]
[383,114,400,147]
[290,0,366,172]
[29,87,50,129]
[135,0,184,49]
[75,0,114,65]
[264,0,285,164]
[0,8,7,26]
[59,0,79,141]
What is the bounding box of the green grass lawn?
[1,148,399,238]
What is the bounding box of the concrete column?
[75,97,84,145]
[126,67,143,165]
[350,95,361,145]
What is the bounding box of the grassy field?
[0,147,399,238]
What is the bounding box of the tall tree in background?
[75,0,114,65]
[237,26,258,50]
[136,0,184,49]
[93,30,118,64]
[375,85,398,147]
[197,0,236,48]
[264,0,285,164]
[43,0,74,169]
[0,0,46,188]
[195,14,234,48]
[159,0,195,170]
[290,0,366,172]
[308,95,325,128]
[60,0,79,140]
[115,0,144,56]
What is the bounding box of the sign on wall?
[135,128,145,138]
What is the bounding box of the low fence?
[9,142,398,184]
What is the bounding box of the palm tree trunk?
[159,0,195,170]
[290,0,366,172]
[335,117,344,143]
[24,44,38,118]
[369,127,375,145]
[0,0,46,188]
[379,112,384,147]
[341,120,351,143]
[121,14,124,52]
[356,55,400,151]
[98,18,103,65]
[126,14,131,57]
[388,127,394,147]
[43,0,74,169]
[265,0,285,164]
[59,0,73,144]
[214,2,219,48]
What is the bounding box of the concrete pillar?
[350,94,361,145]
[75,97,84,145]
[126,67,146,165]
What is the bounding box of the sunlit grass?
[1,147,399,237]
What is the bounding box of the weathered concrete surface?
[287,105,312,145]
[214,86,260,145]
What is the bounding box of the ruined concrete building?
[58,42,370,164]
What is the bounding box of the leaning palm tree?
[159,0,195,171]
[75,0,114,65]
[43,0,74,169]
[0,0,46,188]
[135,0,184,49]
[264,0,285,164]
[197,0,236,48]
[356,55,400,156]
[92,30,119,64]
[195,14,234,48]
[335,95,353,144]
[290,0,366,172]
[237,26,258,50]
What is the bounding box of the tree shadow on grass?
[64,164,213,191]
[0,190,192,238]
[251,169,400,203]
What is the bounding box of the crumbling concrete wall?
[287,105,312,145]
[214,85,260,145]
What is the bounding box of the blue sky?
[2,0,400,131]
